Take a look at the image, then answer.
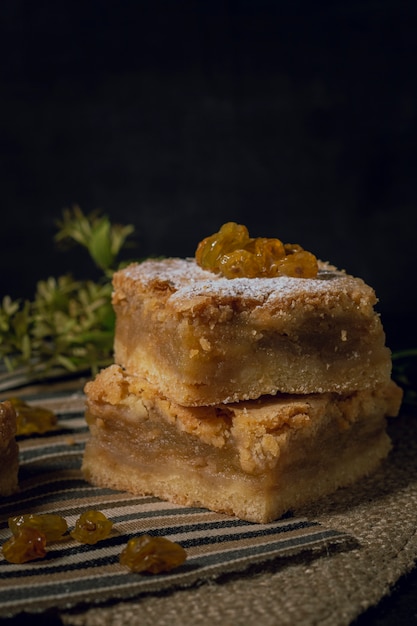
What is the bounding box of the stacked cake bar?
[0,401,19,496]
[82,257,402,523]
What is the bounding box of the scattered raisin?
[8,513,68,542]
[9,397,58,436]
[119,534,187,574]
[195,222,318,279]
[2,511,188,576]
[2,526,47,564]
[70,510,113,545]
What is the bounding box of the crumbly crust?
[0,401,19,496]
[82,365,402,523]
[112,258,392,405]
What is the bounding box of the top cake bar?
[112,257,392,406]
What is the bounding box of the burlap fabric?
[59,410,417,626]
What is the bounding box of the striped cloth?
[0,383,351,618]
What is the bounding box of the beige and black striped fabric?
[0,383,351,618]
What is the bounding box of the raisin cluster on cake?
[82,223,402,523]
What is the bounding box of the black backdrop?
[1,0,416,349]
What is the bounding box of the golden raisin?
[250,237,286,275]
[2,526,47,564]
[196,222,251,274]
[70,510,113,545]
[119,534,187,574]
[276,250,318,278]
[284,242,304,255]
[195,222,318,279]
[9,397,58,436]
[219,249,258,278]
[9,513,68,542]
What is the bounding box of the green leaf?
[88,218,114,271]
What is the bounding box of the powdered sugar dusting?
[119,257,372,305]
[121,258,208,285]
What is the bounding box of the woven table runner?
[0,383,351,619]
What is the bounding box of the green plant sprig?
[0,206,135,384]
[55,205,135,277]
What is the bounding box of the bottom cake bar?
[82,365,403,523]
[0,401,19,497]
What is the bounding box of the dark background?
[0,4,417,624]
[0,0,416,352]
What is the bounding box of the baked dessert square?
[0,401,19,496]
[112,258,392,406]
[82,365,402,523]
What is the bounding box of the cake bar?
[112,258,392,406]
[82,365,402,523]
[0,401,19,496]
